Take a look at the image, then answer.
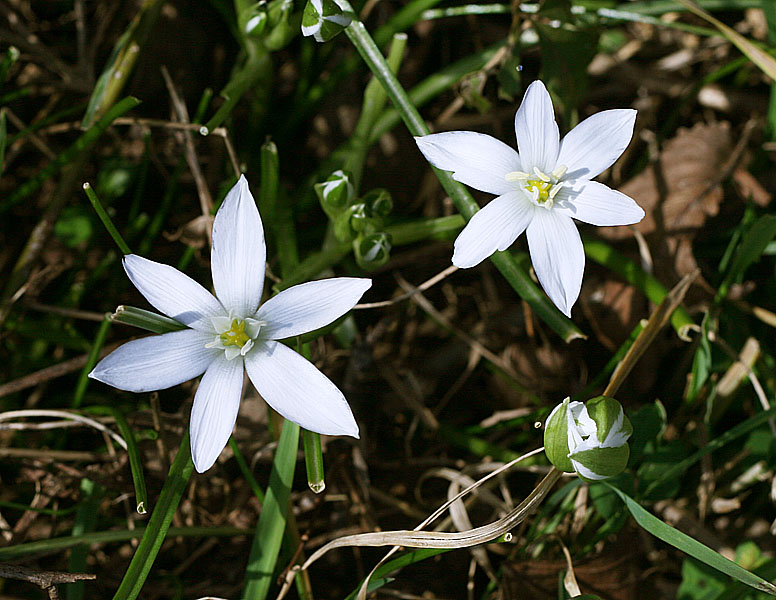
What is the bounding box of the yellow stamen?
[221,319,250,348]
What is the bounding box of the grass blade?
[109,408,149,515]
[606,484,776,595]
[112,433,194,600]
[242,419,300,600]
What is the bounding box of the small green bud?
[354,232,391,270]
[239,3,269,38]
[301,0,352,42]
[315,170,354,219]
[544,396,632,481]
[362,188,393,217]
[264,0,297,50]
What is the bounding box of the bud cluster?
[315,170,394,269]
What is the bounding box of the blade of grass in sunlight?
[674,0,776,81]
[242,420,300,600]
[113,433,194,600]
[606,483,776,595]
[0,96,142,215]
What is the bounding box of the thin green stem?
[113,433,194,600]
[229,436,265,504]
[83,182,132,255]
[72,314,111,408]
[302,430,325,494]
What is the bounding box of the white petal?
[570,458,608,481]
[189,355,245,473]
[526,210,584,317]
[89,329,217,392]
[123,255,224,332]
[245,341,358,437]
[452,192,534,268]
[514,81,559,174]
[557,109,636,180]
[257,278,371,340]
[553,180,644,226]
[211,175,266,318]
[415,132,521,196]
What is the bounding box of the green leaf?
[344,548,450,600]
[242,420,300,599]
[54,206,93,248]
[718,214,776,301]
[679,558,726,600]
[606,484,776,596]
[113,434,194,600]
[687,311,713,401]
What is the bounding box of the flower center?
[206,316,265,360]
[221,319,250,348]
[505,165,567,210]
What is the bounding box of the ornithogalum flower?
[415,80,645,316]
[89,176,371,473]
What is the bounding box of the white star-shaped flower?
[89,175,371,473]
[415,80,645,316]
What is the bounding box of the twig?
[160,66,213,229]
[354,265,459,309]
[0,343,120,398]
[0,563,95,600]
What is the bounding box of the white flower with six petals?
[89,176,371,473]
[415,80,645,316]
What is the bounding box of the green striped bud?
[544,396,632,481]
[354,232,391,270]
[301,0,352,42]
[315,169,354,219]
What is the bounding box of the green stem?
[72,314,112,408]
[113,433,194,600]
[302,430,325,494]
[83,182,132,255]
[242,420,300,600]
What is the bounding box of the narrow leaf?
[606,484,776,595]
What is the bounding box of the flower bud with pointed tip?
[315,169,354,219]
[363,188,393,217]
[354,232,391,270]
[544,396,632,481]
[301,0,352,42]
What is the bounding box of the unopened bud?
[301,0,352,42]
[544,396,632,481]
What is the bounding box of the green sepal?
[544,398,574,473]
[315,169,354,220]
[586,396,632,444]
[354,232,391,270]
[572,445,630,481]
[302,0,352,43]
[363,188,393,217]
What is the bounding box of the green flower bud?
[544,396,632,481]
[362,188,393,217]
[354,232,391,270]
[301,0,352,42]
[315,170,354,219]
[264,0,297,50]
[239,3,269,38]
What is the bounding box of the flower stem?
[112,433,194,600]
[83,182,132,255]
[242,420,300,600]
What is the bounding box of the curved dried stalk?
[301,466,561,567]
